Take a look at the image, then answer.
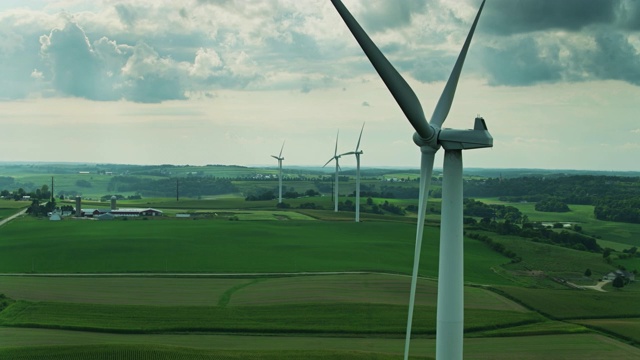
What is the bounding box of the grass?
[468,230,614,279]
[0,200,27,220]
[492,285,640,319]
[0,276,245,306]
[0,218,514,285]
[0,274,528,312]
[571,318,640,344]
[468,320,590,338]
[475,197,640,247]
[0,301,543,335]
[0,345,412,360]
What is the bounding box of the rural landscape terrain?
[1,162,640,359]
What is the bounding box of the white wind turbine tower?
[331,1,492,360]
[323,131,342,212]
[271,141,285,203]
[339,123,365,222]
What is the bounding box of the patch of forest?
[464,175,640,224]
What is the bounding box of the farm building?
[603,270,635,282]
[81,209,107,217]
[97,213,115,221]
[110,208,163,217]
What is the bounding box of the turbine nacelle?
[438,117,493,150]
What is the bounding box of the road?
[0,208,27,227]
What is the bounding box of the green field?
[0,217,513,285]
[475,197,640,248]
[2,184,640,358]
[0,200,27,221]
[492,286,640,319]
[2,330,639,359]
[572,318,640,344]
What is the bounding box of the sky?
[1,0,639,171]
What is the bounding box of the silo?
[75,196,81,217]
[110,196,117,210]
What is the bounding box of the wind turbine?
[323,131,342,212]
[330,1,492,360]
[271,141,285,203]
[339,123,365,222]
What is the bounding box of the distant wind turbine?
[331,1,492,360]
[339,123,365,222]
[271,141,285,203]
[323,131,342,212]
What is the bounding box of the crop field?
[0,274,528,311]
[0,300,542,335]
[0,217,513,285]
[2,330,640,359]
[492,286,640,319]
[3,186,640,359]
[572,318,640,344]
[0,200,27,220]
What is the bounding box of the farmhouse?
[603,270,636,282]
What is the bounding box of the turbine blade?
[430,0,486,129]
[331,0,434,140]
[323,158,334,168]
[279,140,285,158]
[334,130,339,157]
[271,155,278,159]
[403,149,436,360]
[355,122,365,151]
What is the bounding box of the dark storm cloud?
[616,0,640,30]
[471,0,640,87]
[479,38,562,86]
[587,31,640,85]
[482,0,617,34]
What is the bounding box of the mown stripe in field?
[0,301,542,335]
[0,274,528,312]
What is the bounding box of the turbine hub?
[413,130,439,150]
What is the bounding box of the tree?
[584,268,592,277]
[612,276,625,289]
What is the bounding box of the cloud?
[632,129,640,134]
[479,37,563,86]
[482,0,617,34]
[617,0,640,30]
[114,4,140,28]
[30,69,43,79]
[39,21,105,99]
[586,31,640,85]
[2,0,640,104]
[359,0,427,33]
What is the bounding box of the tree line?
[107,176,237,197]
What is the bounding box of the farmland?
[1,164,640,358]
